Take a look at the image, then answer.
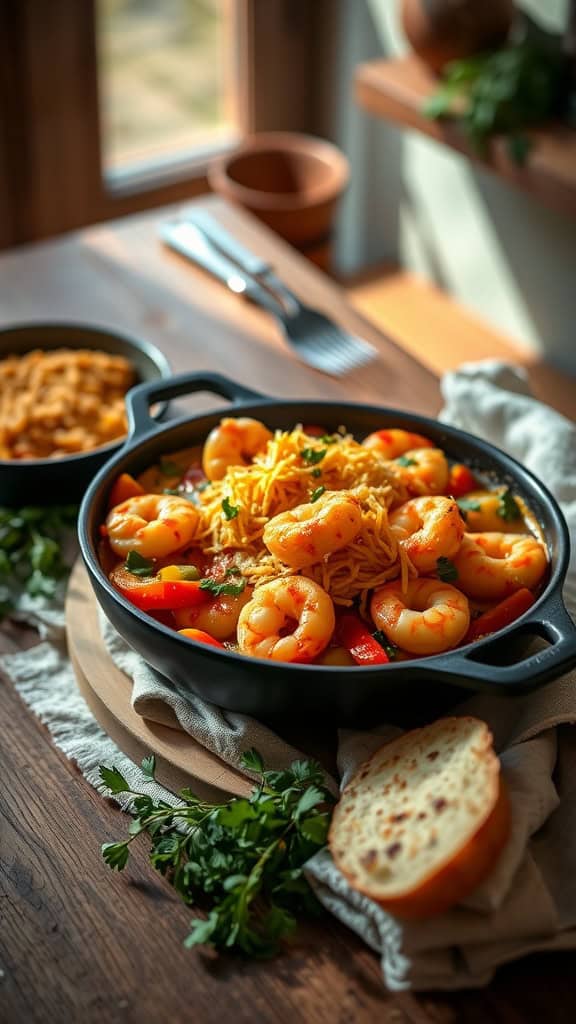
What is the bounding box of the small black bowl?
[0,322,171,506]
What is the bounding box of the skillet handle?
[431,590,576,693]
[126,372,267,440]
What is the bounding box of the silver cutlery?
[160,212,377,376]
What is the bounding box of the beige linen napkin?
[2,360,575,990]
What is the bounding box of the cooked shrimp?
[391,448,449,497]
[456,489,524,533]
[371,579,470,655]
[202,417,273,481]
[106,494,202,559]
[453,532,547,601]
[389,496,464,574]
[237,576,335,662]
[174,586,253,641]
[362,428,434,459]
[263,490,362,569]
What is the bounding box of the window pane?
[97,0,239,175]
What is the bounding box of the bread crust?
[329,717,511,920]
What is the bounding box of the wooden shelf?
[355,56,576,220]
[342,264,576,424]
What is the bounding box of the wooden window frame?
[0,0,337,248]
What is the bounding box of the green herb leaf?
[99,764,131,794]
[310,468,322,479]
[300,447,327,466]
[98,749,335,958]
[241,748,265,774]
[199,576,246,598]
[225,566,242,576]
[436,557,459,582]
[320,434,339,444]
[125,550,155,578]
[102,842,130,871]
[371,630,398,660]
[141,755,156,780]
[221,497,239,521]
[396,455,417,467]
[456,497,482,521]
[299,813,331,845]
[310,486,325,503]
[498,489,522,521]
[295,786,325,820]
[0,503,78,619]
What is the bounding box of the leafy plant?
[99,750,335,958]
[0,504,78,616]
[423,15,570,164]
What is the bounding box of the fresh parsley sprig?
[99,750,335,958]
[0,504,78,617]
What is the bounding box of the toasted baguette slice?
[329,717,510,920]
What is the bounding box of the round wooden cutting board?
[65,559,252,799]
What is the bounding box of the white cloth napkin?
[1,361,575,991]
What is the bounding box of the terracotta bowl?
[208,132,349,257]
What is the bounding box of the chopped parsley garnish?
[221,497,239,521]
[310,486,325,503]
[372,631,398,660]
[436,557,459,583]
[199,576,246,598]
[396,455,417,468]
[225,566,242,576]
[159,459,182,477]
[320,434,339,444]
[498,489,521,521]
[125,551,155,577]
[300,447,327,467]
[163,487,180,495]
[310,468,322,479]
[456,496,482,521]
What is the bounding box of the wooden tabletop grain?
[1,196,575,1024]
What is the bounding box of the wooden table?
[1,196,574,1024]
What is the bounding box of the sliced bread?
[329,717,510,919]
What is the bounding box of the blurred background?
[2,0,575,372]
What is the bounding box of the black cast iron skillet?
[79,372,576,724]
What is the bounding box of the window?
[1,0,336,249]
[97,0,240,182]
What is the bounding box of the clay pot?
[207,133,349,268]
[401,0,516,73]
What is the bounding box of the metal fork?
[160,212,377,376]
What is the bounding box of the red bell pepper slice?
[178,627,225,649]
[110,566,209,612]
[448,463,478,498]
[464,588,535,644]
[336,613,390,666]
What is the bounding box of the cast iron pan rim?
[79,396,571,676]
[0,320,171,468]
